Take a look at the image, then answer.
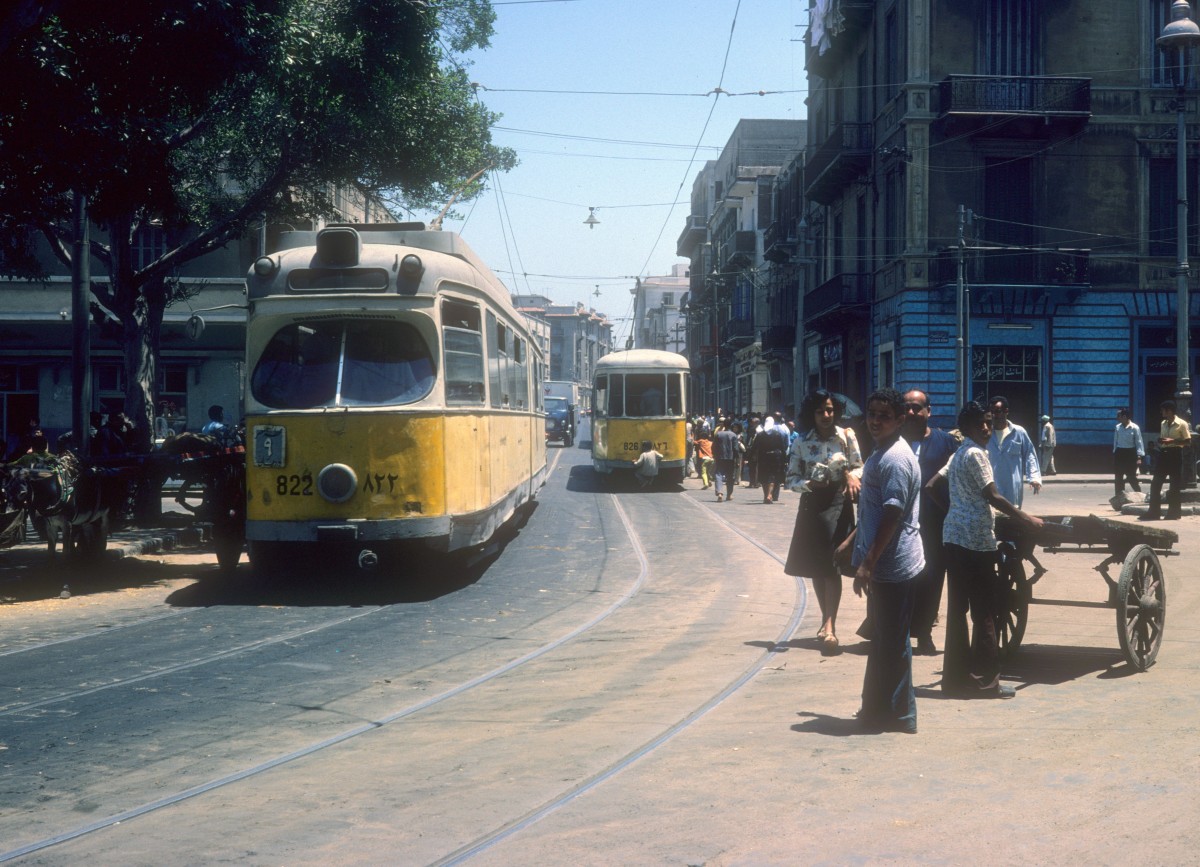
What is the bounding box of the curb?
[106,524,210,560]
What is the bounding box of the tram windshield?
[597,371,684,417]
[251,320,435,408]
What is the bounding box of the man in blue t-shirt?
[849,387,924,735]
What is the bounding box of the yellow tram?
[591,349,690,484]
[243,223,547,572]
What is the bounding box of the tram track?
[1,470,807,865]
[0,464,646,863]
[433,490,804,865]
[0,450,570,716]
[0,606,385,716]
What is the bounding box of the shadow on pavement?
[165,501,539,608]
[791,711,870,737]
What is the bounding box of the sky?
[410,0,809,345]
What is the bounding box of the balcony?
[937,75,1091,137]
[726,230,757,269]
[676,214,707,257]
[804,123,872,206]
[721,318,756,348]
[761,325,796,354]
[805,272,872,330]
[930,247,1091,288]
[805,1,875,79]
[764,221,798,264]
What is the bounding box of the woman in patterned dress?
[784,389,863,655]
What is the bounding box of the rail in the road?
[2,460,808,865]
[1,465,644,863]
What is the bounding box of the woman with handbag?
[784,389,863,655]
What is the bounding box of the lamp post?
[1158,0,1200,483]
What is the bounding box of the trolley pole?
[71,191,92,455]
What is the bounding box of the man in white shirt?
[1113,407,1144,497]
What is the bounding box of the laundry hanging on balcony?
[810,0,846,56]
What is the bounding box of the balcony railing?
[761,325,796,353]
[931,248,1091,287]
[721,318,756,347]
[726,230,757,268]
[764,220,798,264]
[804,123,872,205]
[805,272,873,321]
[938,75,1091,134]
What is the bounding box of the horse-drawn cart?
[1,442,246,571]
[996,513,1177,671]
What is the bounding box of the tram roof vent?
[316,226,361,266]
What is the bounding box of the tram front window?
[625,374,666,417]
[251,320,434,408]
[341,321,434,405]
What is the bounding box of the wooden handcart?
[995,513,1177,671]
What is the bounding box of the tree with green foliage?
[0,0,514,450]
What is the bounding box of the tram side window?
[513,337,528,409]
[594,375,607,418]
[487,311,508,408]
[667,373,683,417]
[607,374,625,417]
[625,373,665,417]
[443,299,485,405]
[340,321,435,405]
[251,323,340,408]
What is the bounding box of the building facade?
[796,0,1197,467]
[631,264,689,355]
[678,118,808,418]
[511,296,615,413]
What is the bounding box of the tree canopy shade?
[0,0,515,450]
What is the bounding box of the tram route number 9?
[276,473,314,496]
[622,441,667,453]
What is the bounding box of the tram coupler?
[357,548,379,570]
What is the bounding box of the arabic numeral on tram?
[276,473,314,496]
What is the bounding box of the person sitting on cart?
[927,401,1043,700]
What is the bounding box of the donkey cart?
[994,514,1177,671]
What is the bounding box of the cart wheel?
[997,542,1031,661]
[1116,544,1166,671]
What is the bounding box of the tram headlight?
[317,463,358,504]
[253,256,278,277]
[399,254,423,279]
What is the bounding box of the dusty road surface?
[1,446,1196,866]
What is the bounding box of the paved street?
[1,444,1197,865]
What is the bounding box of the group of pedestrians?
[773,387,1047,735]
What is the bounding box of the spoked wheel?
[997,542,1031,661]
[1116,544,1166,671]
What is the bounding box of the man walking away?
[712,419,743,502]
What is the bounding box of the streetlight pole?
[1158,0,1200,484]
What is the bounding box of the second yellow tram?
[590,349,690,485]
